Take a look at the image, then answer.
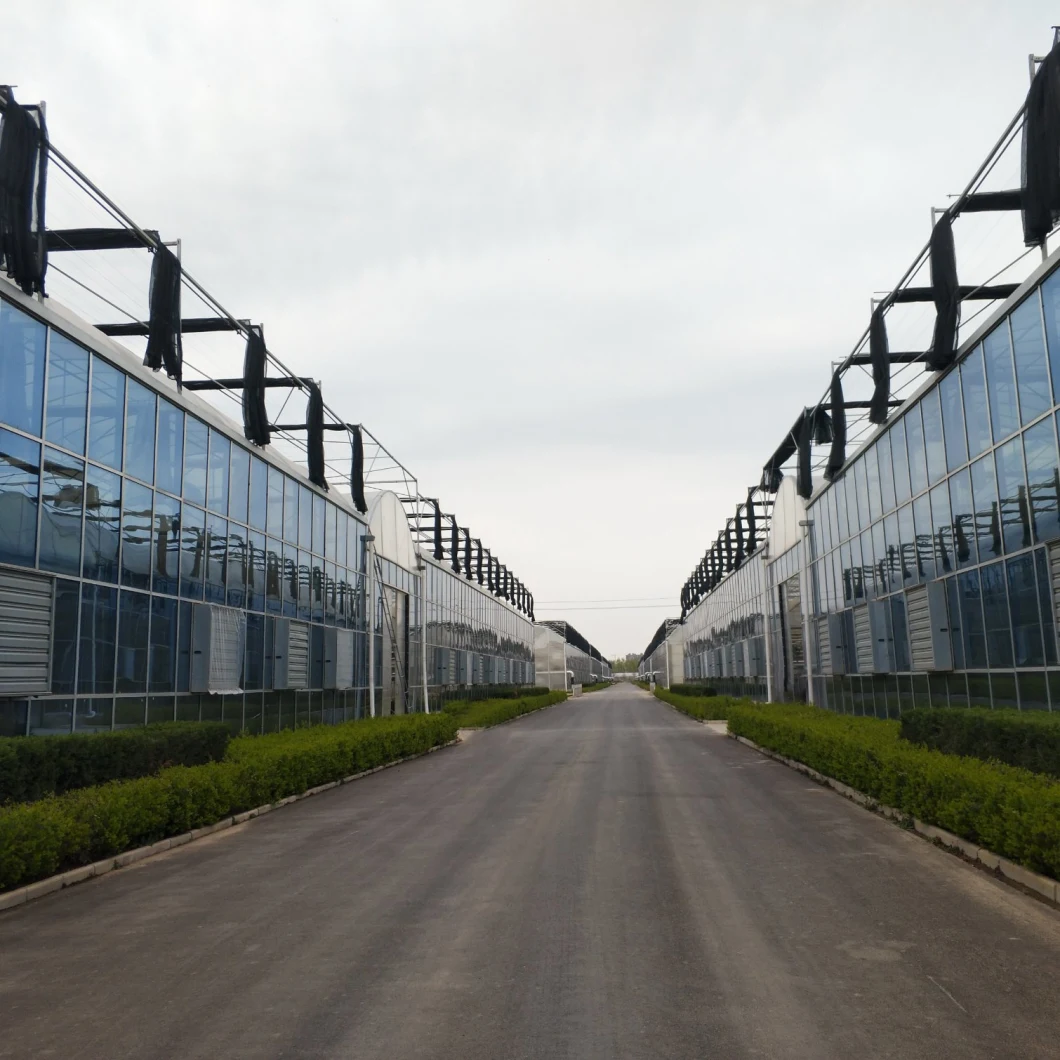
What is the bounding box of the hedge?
[728,702,1060,880]
[901,707,1060,779]
[581,682,611,693]
[653,687,750,720]
[0,713,457,893]
[0,723,231,805]
[667,684,717,698]
[443,690,567,728]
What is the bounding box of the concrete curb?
[730,732,1060,908]
[0,738,459,916]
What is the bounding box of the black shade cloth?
[0,91,48,295]
[746,489,757,553]
[475,540,483,584]
[796,410,814,499]
[144,244,183,388]
[463,528,473,580]
[724,525,734,571]
[432,501,444,560]
[825,371,847,481]
[1023,41,1060,246]
[734,506,745,568]
[925,214,960,372]
[350,426,368,513]
[450,516,460,573]
[241,326,271,446]
[869,305,891,424]
[305,382,327,490]
[527,592,534,621]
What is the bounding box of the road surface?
[3,684,1060,1059]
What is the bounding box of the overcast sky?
[7,2,1058,656]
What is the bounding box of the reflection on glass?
[284,477,298,543]
[312,555,324,621]
[1011,294,1052,424]
[939,370,967,472]
[994,436,1029,553]
[0,301,46,435]
[853,461,869,535]
[905,406,928,497]
[155,399,184,497]
[45,334,89,455]
[0,427,40,566]
[207,430,230,516]
[83,464,121,582]
[1036,547,1057,665]
[284,542,299,617]
[958,569,987,668]
[948,467,976,567]
[247,530,266,612]
[913,493,933,581]
[39,447,84,576]
[78,583,117,694]
[891,415,912,504]
[930,482,952,576]
[1024,417,1060,545]
[266,537,282,613]
[87,355,125,471]
[921,389,946,484]
[970,454,1001,561]
[149,595,178,692]
[298,484,312,548]
[249,455,267,531]
[204,514,228,603]
[897,504,916,585]
[230,445,250,525]
[124,380,156,484]
[984,323,1019,442]
[152,490,181,595]
[120,480,152,590]
[227,523,248,609]
[1006,554,1044,667]
[1040,269,1060,404]
[961,345,992,458]
[179,503,206,599]
[980,560,1013,668]
[183,417,208,506]
[313,495,325,556]
[116,589,150,692]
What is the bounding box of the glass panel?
[897,503,916,586]
[297,548,312,620]
[859,528,875,600]
[179,503,206,599]
[849,535,864,601]
[313,494,325,556]
[149,595,178,693]
[120,480,152,590]
[298,484,313,548]
[123,380,156,484]
[0,301,46,435]
[1035,546,1057,665]
[45,334,89,455]
[284,477,298,543]
[227,522,247,609]
[79,583,117,694]
[882,512,899,590]
[905,407,928,497]
[994,436,1029,553]
[336,511,348,573]
[183,417,208,506]
[962,345,992,458]
[939,370,967,472]
[0,427,39,566]
[229,445,250,525]
[852,461,868,535]
[249,455,267,531]
[834,476,850,542]
[325,561,337,624]
[247,530,266,612]
[873,437,894,516]
[207,430,230,515]
[890,418,911,506]
[266,537,282,613]
[1025,417,1060,545]
[945,576,964,670]
[1011,294,1052,424]
[176,602,193,693]
[312,555,324,621]
[1041,268,1060,404]
[116,590,150,693]
[958,568,987,668]
[83,464,121,582]
[39,447,83,576]
[326,502,338,560]
[267,467,284,537]
[204,514,227,604]
[52,579,80,695]
[912,493,933,582]
[921,388,946,484]
[245,613,265,691]
[980,560,1013,668]
[930,482,953,577]
[970,454,1001,563]
[87,355,125,470]
[75,698,112,732]
[155,399,183,496]
[152,490,181,595]
[948,467,977,568]
[1007,553,1044,667]
[283,542,298,617]
[1018,671,1049,710]
[984,323,1019,442]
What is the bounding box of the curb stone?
[731,731,1060,908]
[0,738,459,915]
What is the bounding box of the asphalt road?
[3,685,1060,1059]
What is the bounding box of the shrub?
[443,690,567,728]
[0,723,232,805]
[581,682,611,693]
[667,684,717,698]
[653,687,749,720]
[900,707,1060,779]
[727,702,1060,880]
[0,713,457,892]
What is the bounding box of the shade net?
[0,91,48,296]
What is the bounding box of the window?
[1025,417,1060,545]
[1011,294,1052,424]
[183,417,208,506]
[930,482,953,576]
[284,477,298,543]
[1007,554,1045,667]
[39,447,84,576]
[78,583,117,693]
[87,355,125,470]
[0,427,39,566]
[994,436,1029,553]
[313,494,325,556]
[204,513,227,603]
[284,542,299,617]
[207,430,230,515]
[149,596,178,692]
[948,467,976,567]
[249,455,267,531]
[957,569,987,668]
[984,323,1019,442]
[45,334,89,455]
[905,407,928,496]
[890,416,911,505]
[52,579,80,695]
[913,493,933,581]
[312,555,325,621]
[179,503,206,599]
[152,490,181,595]
[83,464,121,582]
[834,476,850,542]
[230,445,250,525]
[897,504,916,585]
[326,503,338,560]
[124,380,156,484]
[120,480,153,590]
[227,522,247,609]
[336,511,348,571]
[939,370,967,472]
[1041,269,1060,404]
[155,399,184,496]
[961,345,992,458]
[116,590,150,692]
[971,454,1001,562]
[852,461,868,535]
[859,528,875,599]
[980,560,1013,668]
[247,530,266,612]
[245,613,265,690]
[298,484,312,547]
[1035,547,1057,665]
[265,537,282,613]
[921,389,946,484]
[0,300,46,435]
[297,548,312,620]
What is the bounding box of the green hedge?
[667,684,717,698]
[0,713,457,893]
[581,682,610,693]
[901,707,1060,779]
[443,690,567,728]
[439,685,551,705]
[653,688,749,720]
[0,723,232,805]
[728,702,1060,880]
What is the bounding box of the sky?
[5,1,1059,657]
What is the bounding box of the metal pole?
[421,552,430,713]
[365,532,376,717]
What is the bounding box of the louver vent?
[274,618,310,689]
[324,627,354,689]
[0,567,53,696]
[817,613,848,676]
[853,605,873,673]
[906,583,952,672]
[189,604,246,694]
[816,616,832,676]
[1048,542,1060,636]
